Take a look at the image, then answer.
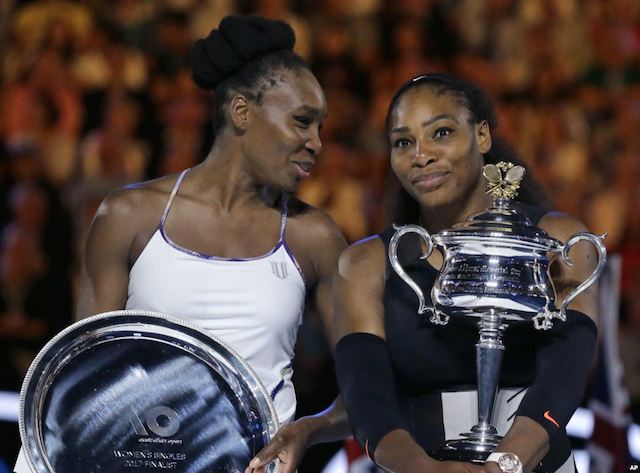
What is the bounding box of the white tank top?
[125,169,306,424]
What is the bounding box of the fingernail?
[249,458,260,468]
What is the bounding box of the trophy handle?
[557,232,607,320]
[389,224,440,320]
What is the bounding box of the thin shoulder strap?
[279,193,289,241]
[160,168,190,227]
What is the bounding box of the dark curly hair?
[191,15,311,137]
[385,73,551,224]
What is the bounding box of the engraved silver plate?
[19,310,279,473]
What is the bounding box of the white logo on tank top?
[271,261,289,279]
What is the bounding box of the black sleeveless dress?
[379,203,576,472]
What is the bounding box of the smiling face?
[240,68,327,192]
[388,85,492,211]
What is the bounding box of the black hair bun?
[191,15,296,90]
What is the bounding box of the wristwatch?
[486,452,523,473]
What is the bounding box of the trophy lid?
[438,162,560,248]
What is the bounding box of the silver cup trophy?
[388,162,607,464]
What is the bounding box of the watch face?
[498,453,522,473]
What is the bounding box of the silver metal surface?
[557,232,608,324]
[388,198,607,329]
[19,310,279,473]
[473,311,506,443]
[388,162,607,466]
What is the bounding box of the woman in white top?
[76,15,350,473]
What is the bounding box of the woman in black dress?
[334,73,599,473]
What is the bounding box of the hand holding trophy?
[388,161,607,464]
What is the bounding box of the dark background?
[1,0,639,471]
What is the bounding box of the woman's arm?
[334,237,487,473]
[76,189,142,318]
[247,209,351,473]
[488,212,601,472]
[542,211,601,322]
[246,397,350,473]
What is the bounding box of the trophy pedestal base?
[430,435,500,464]
[431,437,547,473]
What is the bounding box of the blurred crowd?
[0,0,639,468]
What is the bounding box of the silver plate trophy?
[389,162,607,464]
[19,310,279,473]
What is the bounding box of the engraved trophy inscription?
[388,162,607,464]
[19,310,280,473]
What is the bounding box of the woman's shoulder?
[93,174,183,233]
[281,196,347,284]
[285,196,345,246]
[338,235,386,276]
[538,210,590,242]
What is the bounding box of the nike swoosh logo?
[544,410,560,428]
